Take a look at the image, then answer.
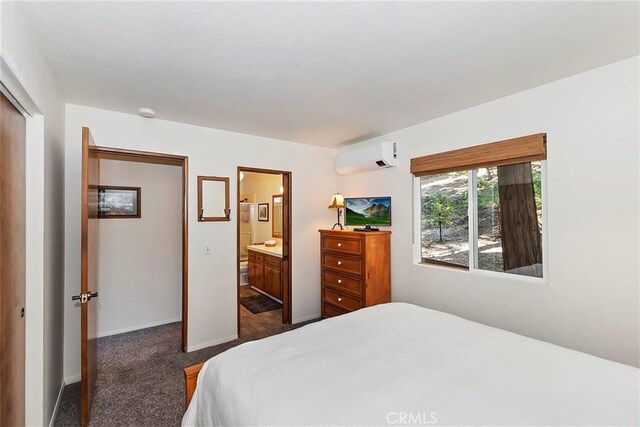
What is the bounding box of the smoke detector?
[138,107,156,118]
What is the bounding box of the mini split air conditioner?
[336,141,398,175]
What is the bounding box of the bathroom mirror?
[198,176,230,221]
[272,194,283,238]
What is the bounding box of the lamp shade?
[328,193,345,209]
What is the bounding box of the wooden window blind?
[410,133,547,176]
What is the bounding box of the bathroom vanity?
[247,245,282,301]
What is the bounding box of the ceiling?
[17,1,639,147]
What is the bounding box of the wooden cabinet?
[248,249,282,300]
[319,229,391,318]
[247,251,264,291]
[264,264,282,300]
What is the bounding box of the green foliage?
[477,174,498,211]
[423,192,455,242]
[451,191,468,221]
[532,163,543,226]
[532,165,542,210]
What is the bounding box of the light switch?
[203,242,212,255]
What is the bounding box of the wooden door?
[281,173,291,323]
[263,260,282,300]
[255,262,265,291]
[0,92,26,426]
[247,260,255,286]
[272,268,282,300]
[80,127,100,427]
[263,265,270,294]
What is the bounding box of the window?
[420,171,469,268]
[412,134,546,279]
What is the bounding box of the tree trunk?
[497,163,542,272]
[438,221,443,242]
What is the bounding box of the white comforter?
[183,303,639,426]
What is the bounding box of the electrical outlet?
[203,242,212,255]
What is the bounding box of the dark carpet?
[54,319,316,427]
[240,294,282,314]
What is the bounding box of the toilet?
[240,260,249,285]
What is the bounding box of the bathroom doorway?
[236,167,291,337]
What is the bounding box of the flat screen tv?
[344,197,392,226]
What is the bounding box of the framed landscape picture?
[98,186,141,218]
[258,203,269,222]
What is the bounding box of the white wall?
[1,3,66,425]
[241,172,283,243]
[338,57,640,367]
[96,160,182,337]
[64,104,338,380]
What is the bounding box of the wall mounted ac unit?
[336,141,398,175]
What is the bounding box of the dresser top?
[319,228,391,236]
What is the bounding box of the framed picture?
[98,186,141,218]
[258,203,269,222]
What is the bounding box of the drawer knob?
[337,243,342,247]
[338,297,343,302]
[337,279,342,284]
[337,261,342,266]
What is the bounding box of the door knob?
[337,243,342,247]
[72,291,99,304]
[337,279,342,284]
[337,261,342,266]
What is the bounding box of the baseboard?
[48,380,65,427]
[249,286,282,303]
[63,374,81,384]
[187,335,238,352]
[96,317,181,338]
[293,312,321,324]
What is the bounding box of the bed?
[183,303,639,426]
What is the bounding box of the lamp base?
[331,208,343,230]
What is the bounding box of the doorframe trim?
[93,146,190,352]
[0,56,40,116]
[237,166,293,335]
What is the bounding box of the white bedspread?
[183,303,639,426]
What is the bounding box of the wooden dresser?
[319,229,391,317]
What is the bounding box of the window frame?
[413,161,548,284]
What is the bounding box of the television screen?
[344,197,392,226]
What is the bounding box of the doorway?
[237,167,292,337]
[79,141,189,426]
[93,146,189,350]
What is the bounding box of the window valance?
[410,133,547,176]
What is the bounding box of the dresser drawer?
[322,235,362,255]
[322,253,362,276]
[248,251,256,262]
[255,254,264,264]
[322,287,362,311]
[322,303,350,318]
[321,269,362,296]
